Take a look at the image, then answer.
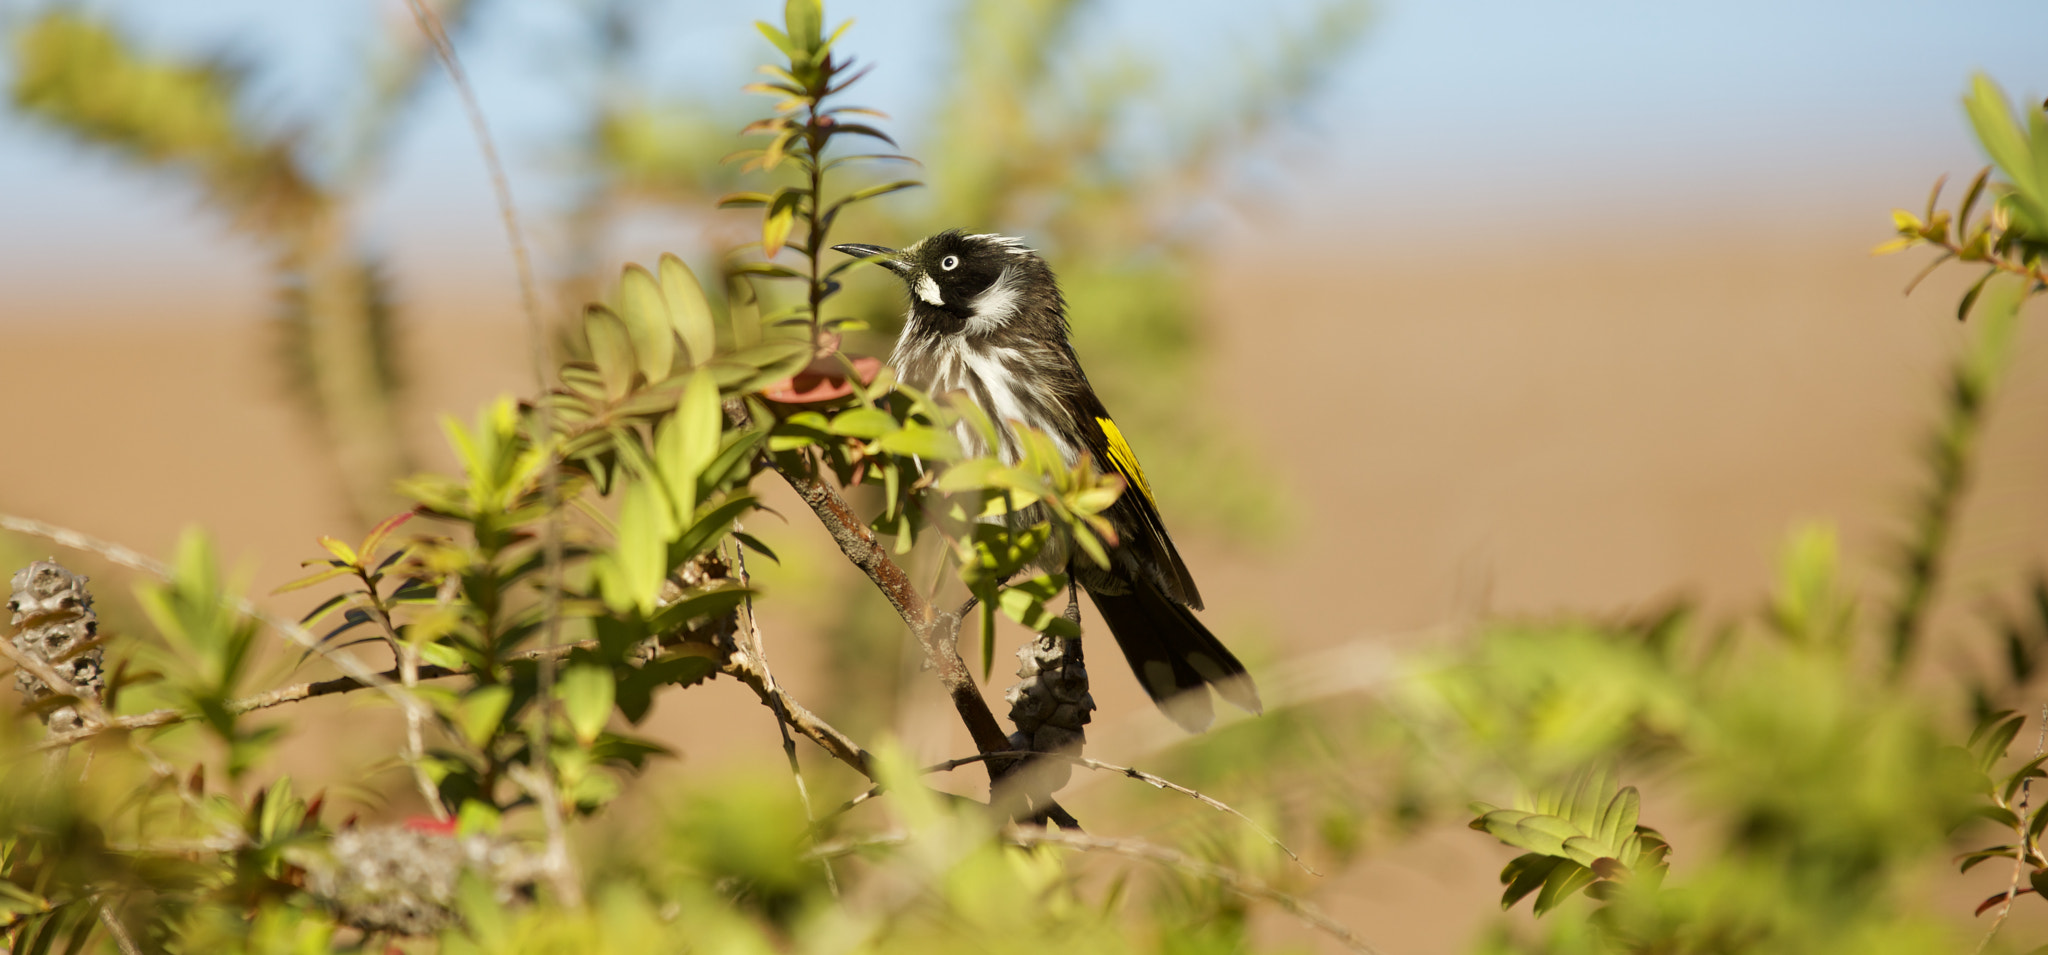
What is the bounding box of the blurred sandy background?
[7,1,2048,950]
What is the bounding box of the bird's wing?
[1073,394,1205,610]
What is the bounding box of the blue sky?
[2,0,2045,317]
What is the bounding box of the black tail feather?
[1086,583,1262,732]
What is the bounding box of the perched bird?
[832,230,1261,731]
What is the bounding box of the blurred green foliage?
[8,4,2048,955]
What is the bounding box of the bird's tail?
[1086,583,1262,732]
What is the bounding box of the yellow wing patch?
[1096,416,1156,506]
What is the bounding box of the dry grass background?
[5,214,2048,950]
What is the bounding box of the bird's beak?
[831,243,909,275]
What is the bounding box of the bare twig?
[713,640,873,778]
[928,751,1317,875]
[1007,829,1378,955]
[31,636,613,749]
[730,533,837,896]
[96,898,142,955]
[770,464,1014,765]
[399,0,576,907]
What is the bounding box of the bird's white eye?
[940,255,960,271]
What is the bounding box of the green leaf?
[559,664,615,745]
[612,479,675,614]
[1476,809,1585,857]
[648,584,751,634]
[734,531,780,564]
[1959,165,1993,230]
[1500,854,1568,909]
[1968,272,2028,388]
[1597,787,1640,852]
[1959,846,2018,873]
[700,425,769,496]
[617,652,718,723]
[296,592,351,629]
[2003,754,2048,804]
[318,535,358,565]
[457,800,501,837]
[0,879,48,917]
[827,123,898,147]
[830,406,899,438]
[1979,713,2027,772]
[672,494,759,564]
[1975,805,2022,829]
[997,573,1078,638]
[753,21,796,59]
[1972,709,2022,750]
[658,373,722,520]
[981,600,997,681]
[829,179,922,215]
[1966,75,2048,231]
[618,264,677,382]
[761,190,800,258]
[1559,835,1606,868]
[1957,266,2000,322]
[1532,862,1598,916]
[458,685,513,749]
[732,262,806,279]
[784,0,823,50]
[584,305,637,399]
[658,254,718,367]
[875,424,963,460]
[275,566,352,596]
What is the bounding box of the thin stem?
[400,0,577,906]
[928,751,1318,875]
[397,642,446,822]
[806,98,827,349]
[1884,308,2008,678]
[728,534,838,896]
[0,514,426,721]
[1005,829,1379,955]
[713,636,873,779]
[26,647,589,753]
[1979,703,2048,954]
[354,566,449,823]
[1911,233,2048,292]
[95,898,142,955]
[769,462,1014,763]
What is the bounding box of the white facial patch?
[915,273,944,306]
[964,267,1023,334]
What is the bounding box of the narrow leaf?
[584,305,637,399]
[658,254,718,367]
[559,664,615,745]
[618,263,677,382]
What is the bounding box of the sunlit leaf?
[618,263,677,382]
[559,664,616,745]
[658,254,719,367]
[584,304,637,399]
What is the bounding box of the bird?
[832,230,1261,731]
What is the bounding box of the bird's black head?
[832,230,1056,338]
